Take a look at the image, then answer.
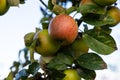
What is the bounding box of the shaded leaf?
[77,68,96,80]
[46,69,65,80]
[28,62,40,75]
[15,69,29,80]
[47,52,73,70]
[77,53,107,70]
[82,14,115,26]
[83,29,117,55]
[79,3,106,15]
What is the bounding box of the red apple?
[48,14,78,45]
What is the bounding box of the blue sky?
[0,0,120,79]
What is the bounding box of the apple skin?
[35,29,61,57]
[63,69,81,80]
[92,0,117,6]
[48,14,78,45]
[106,6,120,27]
[0,0,9,15]
[70,36,89,59]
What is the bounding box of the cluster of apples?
[24,14,89,80]
[80,0,120,27]
[0,0,20,16]
[24,14,89,58]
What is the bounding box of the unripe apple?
[70,34,89,59]
[35,29,61,56]
[0,0,10,15]
[92,0,117,6]
[48,14,78,45]
[106,6,120,27]
[63,69,81,80]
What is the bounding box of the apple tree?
[1,0,120,80]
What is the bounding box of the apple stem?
[29,39,37,62]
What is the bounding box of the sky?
[0,0,120,80]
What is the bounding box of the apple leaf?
[52,5,66,15]
[27,62,40,76]
[77,53,107,70]
[79,4,106,15]
[77,68,96,80]
[47,52,73,70]
[46,69,65,80]
[82,14,115,26]
[83,29,117,55]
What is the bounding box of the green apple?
[35,29,61,56]
[70,35,89,58]
[63,69,81,80]
[0,0,10,15]
[24,32,35,48]
[106,6,120,27]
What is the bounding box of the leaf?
[28,62,40,75]
[47,52,73,70]
[6,71,14,80]
[46,69,65,80]
[82,14,115,26]
[66,6,77,14]
[83,29,117,55]
[77,68,96,80]
[52,5,66,15]
[79,3,106,15]
[77,53,107,70]
[15,69,29,80]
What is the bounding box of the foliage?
[1,0,119,80]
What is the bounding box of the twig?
[40,0,48,9]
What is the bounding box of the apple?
[92,0,117,6]
[0,0,9,15]
[106,6,120,27]
[24,32,35,48]
[63,69,81,80]
[48,14,78,45]
[70,34,89,59]
[35,29,61,56]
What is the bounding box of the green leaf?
[46,69,65,80]
[28,62,40,75]
[66,6,77,14]
[77,53,107,70]
[15,69,29,80]
[79,3,106,15]
[52,5,66,15]
[48,0,54,10]
[83,29,117,55]
[47,52,73,70]
[6,71,14,80]
[82,14,115,26]
[77,68,96,80]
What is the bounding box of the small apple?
[48,14,78,45]
[0,0,10,15]
[106,6,120,27]
[70,33,89,59]
[35,29,61,56]
[63,69,81,80]
[24,32,35,48]
[92,0,117,6]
